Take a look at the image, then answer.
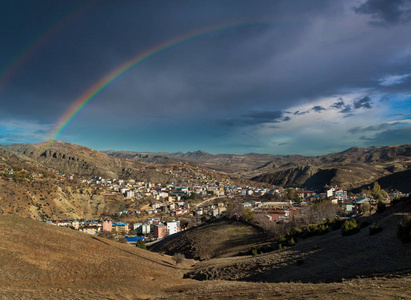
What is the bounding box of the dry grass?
[1,214,411,299]
[184,212,411,283]
[0,215,194,298]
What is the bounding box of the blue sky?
[0,0,411,155]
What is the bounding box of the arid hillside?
[0,141,266,187]
[0,215,194,299]
[184,210,411,283]
[1,210,411,299]
[149,218,271,260]
[105,144,411,191]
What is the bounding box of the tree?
[242,207,255,222]
[341,219,360,236]
[172,253,185,265]
[136,239,146,249]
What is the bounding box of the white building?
[167,221,180,235]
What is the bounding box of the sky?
[0,0,411,156]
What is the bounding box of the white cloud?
[379,74,411,86]
[0,119,52,144]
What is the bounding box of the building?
[79,225,100,235]
[102,219,112,232]
[153,223,167,239]
[112,222,129,234]
[166,221,180,235]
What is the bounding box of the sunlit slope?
[0,215,190,297]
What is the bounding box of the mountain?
[103,144,411,191]
[0,141,270,219]
[0,141,260,186]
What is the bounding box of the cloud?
[311,105,326,112]
[353,96,373,109]
[359,126,411,145]
[348,121,403,134]
[341,105,352,114]
[294,110,309,116]
[354,0,411,25]
[331,98,345,109]
[0,119,52,144]
[240,110,289,125]
[380,74,411,86]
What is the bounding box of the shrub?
[369,224,383,235]
[398,217,411,243]
[172,253,185,265]
[341,219,360,236]
[312,244,319,250]
[251,247,258,256]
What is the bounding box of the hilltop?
[104,144,411,191]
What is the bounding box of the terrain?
[0,141,265,187]
[149,218,271,260]
[104,144,411,191]
[1,206,411,299]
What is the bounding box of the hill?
[104,144,411,191]
[0,214,194,298]
[184,211,411,283]
[149,218,271,260]
[0,141,265,187]
[2,214,411,299]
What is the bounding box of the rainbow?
[0,2,90,91]
[49,21,278,143]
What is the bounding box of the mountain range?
[0,141,410,192]
[103,144,411,192]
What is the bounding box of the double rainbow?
[49,21,275,142]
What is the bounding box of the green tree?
[341,219,360,236]
[136,239,146,249]
[242,208,255,222]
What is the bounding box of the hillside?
[0,215,194,298]
[105,145,411,191]
[2,212,411,299]
[149,218,271,260]
[184,211,411,283]
[0,141,265,187]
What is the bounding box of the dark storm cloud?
[2,1,411,154]
[353,96,373,109]
[354,0,411,25]
[241,110,292,125]
[331,98,345,109]
[341,105,352,114]
[222,110,291,127]
[294,110,309,116]
[311,106,326,112]
[348,122,403,134]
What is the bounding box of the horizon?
[1,1,410,155]
[2,139,410,158]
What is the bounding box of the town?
[41,170,407,244]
